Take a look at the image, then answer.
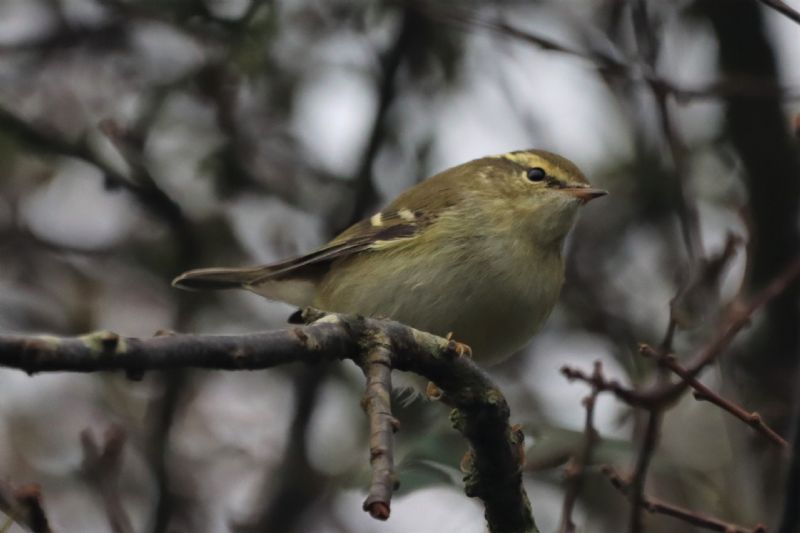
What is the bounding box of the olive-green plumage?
[173,149,605,364]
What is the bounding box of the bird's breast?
[315,230,564,365]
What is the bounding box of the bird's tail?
[171,266,268,291]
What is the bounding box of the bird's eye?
[526,167,546,182]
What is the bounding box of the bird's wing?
[258,208,438,280]
[171,162,465,303]
[171,208,436,294]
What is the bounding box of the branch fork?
[0,309,539,533]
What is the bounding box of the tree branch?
[0,311,537,533]
[80,426,135,533]
[361,339,398,520]
[345,8,415,227]
[563,255,799,532]
[701,0,800,432]
[558,361,602,533]
[779,392,800,533]
[639,344,788,449]
[0,107,196,260]
[754,0,800,25]
[628,409,661,533]
[602,466,766,533]
[563,256,800,410]
[409,3,799,103]
[632,0,702,261]
[0,481,53,533]
[232,366,326,533]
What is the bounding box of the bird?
[173,149,606,366]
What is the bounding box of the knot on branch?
[82,330,125,355]
[18,338,53,376]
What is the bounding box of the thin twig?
[97,111,197,533]
[676,256,800,386]
[652,84,703,261]
[361,339,398,520]
[0,19,129,54]
[778,392,800,533]
[148,369,185,533]
[0,107,196,260]
[406,2,799,102]
[777,106,800,533]
[0,481,53,533]
[628,410,661,533]
[563,256,800,409]
[755,0,800,25]
[80,426,135,533]
[631,0,702,261]
[558,361,602,533]
[561,365,651,409]
[639,344,789,449]
[562,257,799,532]
[346,7,415,228]
[232,367,326,533]
[602,466,767,533]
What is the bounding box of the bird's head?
[464,149,607,246]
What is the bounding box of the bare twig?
[0,83,198,533]
[675,256,800,386]
[670,233,743,333]
[0,20,129,54]
[701,0,800,433]
[779,394,800,533]
[80,426,135,533]
[96,112,197,533]
[148,369,186,533]
[361,339,398,520]
[560,365,650,409]
[0,481,53,533]
[628,410,661,533]
[346,7,415,228]
[602,466,766,533]
[755,0,800,25]
[558,361,602,533]
[563,256,800,409]
[563,256,799,532]
[639,344,789,449]
[631,0,702,261]
[232,366,326,533]
[777,111,800,533]
[407,3,799,102]
[0,107,196,260]
[651,83,702,261]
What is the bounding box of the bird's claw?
[445,332,472,359]
[425,381,443,400]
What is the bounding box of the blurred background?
[0,0,798,532]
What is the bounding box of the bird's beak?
[562,187,608,204]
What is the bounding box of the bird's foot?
[445,332,472,359]
[425,381,443,401]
